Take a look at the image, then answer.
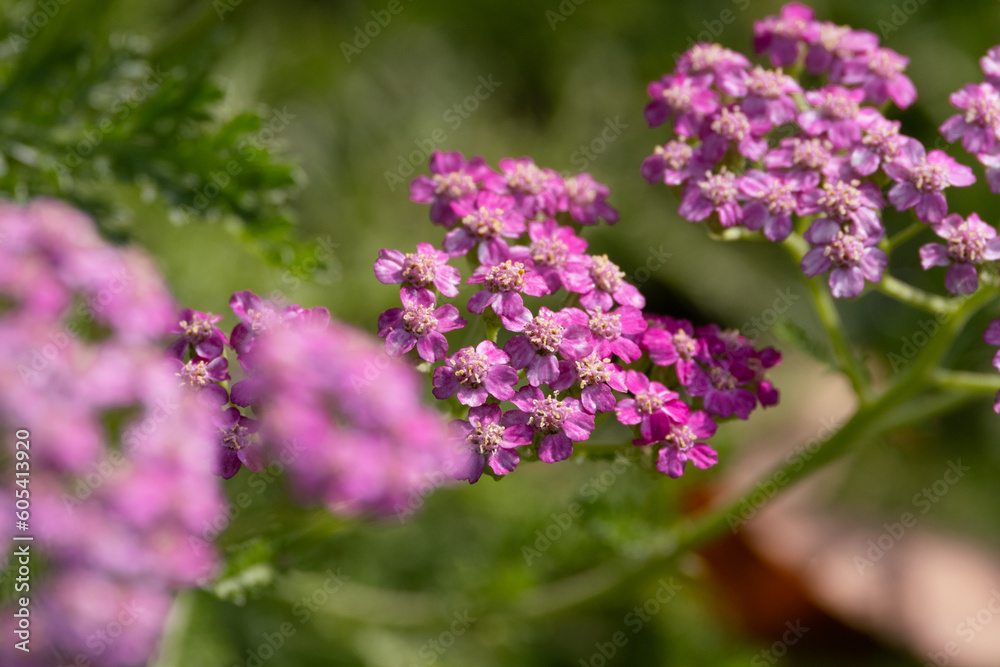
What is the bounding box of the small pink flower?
[377,289,466,362]
[432,341,519,407]
[374,243,461,297]
[919,213,1000,294]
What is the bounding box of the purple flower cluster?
[0,200,225,667]
[640,3,991,299]
[983,319,1000,413]
[379,152,781,483]
[166,290,331,479]
[942,48,1000,194]
[169,290,459,517]
[248,321,460,516]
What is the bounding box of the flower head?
[919,213,1000,294]
[377,288,466,362]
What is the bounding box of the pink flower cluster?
[166,291,330,480]
[0,200,224,667]
[169,291,459,516]
[641,3,998,298]
[376,151,781,483]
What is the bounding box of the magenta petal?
[582,384,616,414]
[504,335,536,369]
[888,182,920,211]
[384,329,416,356]
[467,290,495,314]
[688,443,718,469]
[484,365,518,400]
[237,444,266,474]
[919,243,950,269]
[829,266,865,298]
[216,449,243,479]
[562,410,595,441]
[800,247,831,277]
[538,433,573,463]
[455,450,486,484]
[656,447,686,478]
[945,264,979,295]
[488,448,520,476]
[915,192,947,223]
[614,399,641,425]
[984,319,1000,346]
[416,332,449,362]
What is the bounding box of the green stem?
[508,278,999,620]
[707,227,766,242]
[782,234,872,403]
[880,221,925,253]
[876,275,960,315]
[930,369,1000,394]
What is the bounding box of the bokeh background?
[10,0,1000,664]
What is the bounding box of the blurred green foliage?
[9,0,1000,664]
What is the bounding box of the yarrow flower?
[983,320,1000,413]
[467,258,548,328]
[374,243,462,297]
[635,411,719,479]
[0,199,225,667]
[409,150,502,225]
[504,307,593,386]
[377,288,466,362]
[614,371,690,441]
[451,403,534,483]
[167,309,227,360]
[941,83,1000,155]
[509,386,595,463]
[433,341,519,407]
[680,168,744,228]
[919,213,1000,294]
[801,219,886,298]
[389,148,779,484]
[884,144,976,223]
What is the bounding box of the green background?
[13,0,1000,664]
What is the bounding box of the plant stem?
[782,234,872,403]
[876,275,961,315]
[930,369,1000,394]
[508,266,999,620]
[880,221,925,253]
